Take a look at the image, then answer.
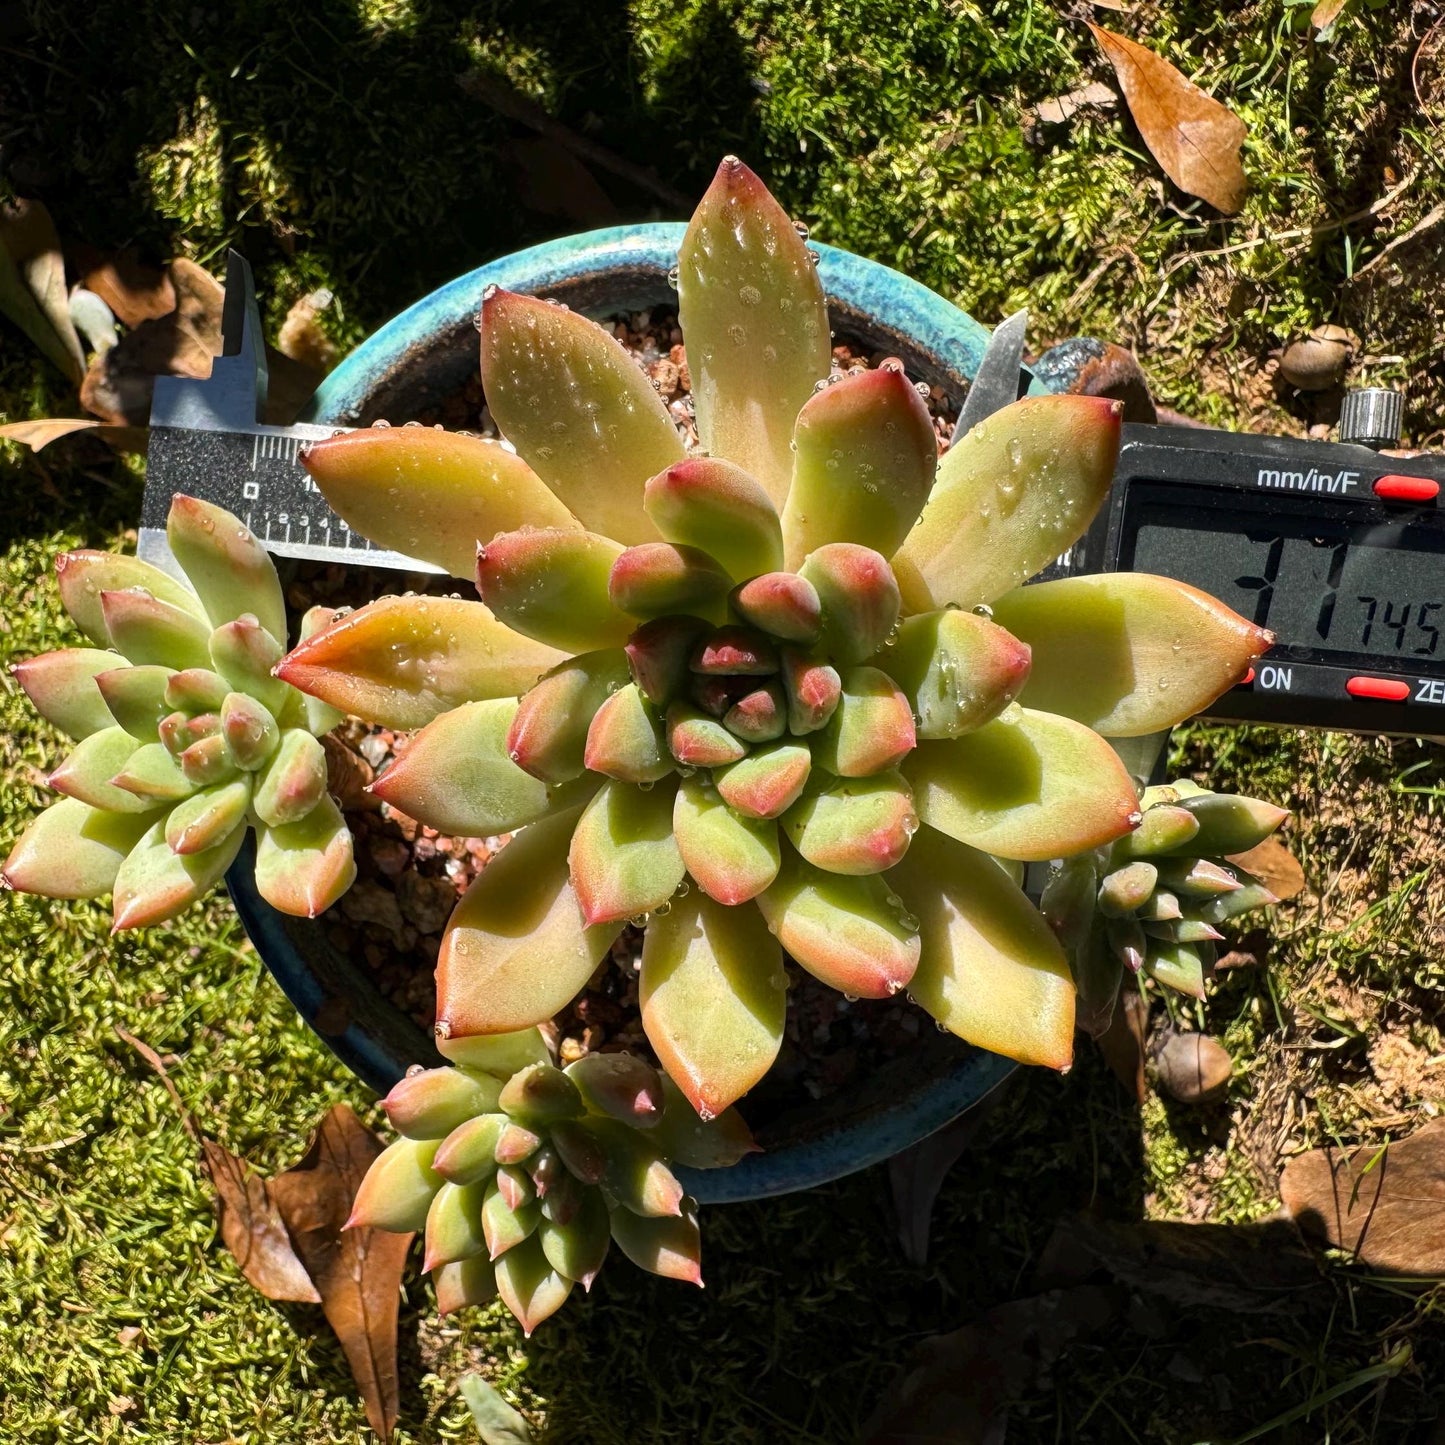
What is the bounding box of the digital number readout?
[1133,514,1445,662]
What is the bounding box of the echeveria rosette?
[4,495,356,929]
[1042,780,1289,1034]
[282,157,1272,1119]
[347,1026,754,1335]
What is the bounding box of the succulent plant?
[1042,780,1288,1032]
[5,494,355,928]
[279,157,1271,1117]
[349,1027,754,1334]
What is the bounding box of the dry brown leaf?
[0,199,85,383]
[276,292,338,373]
[1096,982,1148,1103]
[1092,0,1133,9]
[71,244,177,327]
[269,1105,412,1442]
[1228,837,1306,901]
[1087,24,1247,214]
[1281,1118,1445,1274]
[203,1139,323,1304]
[1028,81,1116,128]
[1311,0,1348,29]
[0,417,117,451]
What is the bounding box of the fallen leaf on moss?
[0,418,118,451]
[71,244,176,327]
[1087,24,1247,214]
[1027,81,1116,128]
[1096,982,1148,1102]
[460,1375,535,1444]
[1228,836,1305,901]
[0,198,85,383]
[269,1106,412,1442]
[1281,1118,1445,1274]
[1311,0,1348,29]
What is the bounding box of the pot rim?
[239,220,1023,1203]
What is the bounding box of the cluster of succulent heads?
[5,157,1283,1332]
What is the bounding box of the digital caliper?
[141,253,1445,742]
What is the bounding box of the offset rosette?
[1042,780,1289,1032]
[285,157,1272,1126]
[348,1028,754,1334]
[6,496,355,928]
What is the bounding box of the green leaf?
[165,778,252,855]
[493,1234,572,1337]
[508,650,632,783]
[302,426,580,578]
[797,543,900,665]
[673,774,781,904]
[54,550,206,646]
[906,707,1140,861]
[480,288,681,545]
[477,528,632,651]
[714,741,812,819]
[111,814,246,930]
[2,798,157,900]
[46,725,147,813]
[252,728,328,828]
[608,1202,704,1287]
[13,648,124,740]
[0,198,85,383]
[583,683,673,784]
[568,778,685,925]
[643,456,784,581]
[94,665,175,741]
[782,769,917,875]
[167,495,288,643]
[347,1137,443,1233]
[253,795,356,918]
[99,589,211,671]
[677,157,831,508]
[892,394,1122,612]
[812,665,915,777]
[607,542,733,622]
[424,1181,490,1271]
[459,1373,535,1445]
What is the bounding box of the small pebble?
[1279,325,1352,391]
[1156,1033,1233,1104]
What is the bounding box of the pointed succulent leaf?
[1039,853,1099,962]
[878,609,1032,739]
[1147,941,1208,999]
[94,665,174,741]
[437,808,622,1036]
[1199,880,1278,925]
[640,888,786,1117]
[508,650,631,782]
[1118,803,1200,859]
[625,615,711,706]
[891,827,1075,1069]
[1143,917,1223,944]
[220,691,279,770]
[498,1063,583,1125]
[798,544,901,664]
[55,550,206,645]
[813,665,916,777]
[608,542,732,622]
[1073,915,1125,1037]
[494,1162,537,1209]
[347,1137,443,1233]
[586,1118,684,1217]
[990,574,1272,736]
[252,728,328,828]
[541,1174,586,1226]
[1099,861,1159,916]
[1155,858,1242,898]
[111,815,246,930]
[167,495,287,643]
[757,848,920,997]
[893,395,1123,612]
[253,795,356,918]
[165,778,251,855]
[1107,916,1148,974]
[714,741,811,819]
[372,698,574,837]
[15,649,125,739]
[477,527,631,651]
[1172,792,1289,856]
[583,683,673,784]
[666,702,748,768]
[550,1120,608,1185]
[276,596,564,730]
[384,1066,504,1140]
[652,1077,758,1168]
[178,733,238,787]
[781,363,938,567]
[1136,890,1181,922]
[677,156,831,507]
[111,740,195,803]
[301,426,581,578]
[609,1201,703,1286]
[782,769,917,875]
[564,1054,665,1129]
[292,607,346,735]
[528,1147,565,1198]
[434,1255,498,1315]
[493,1233,573,1337]
[482,1176,540,1259]
[209,616,289,714]
[722,680,787,744]
[424,1180,489,1272]
[538,1189,610,1287]
[435,1026,551,1077]
[779,648,841,734]
[164,667,229,714]
[643,457,784,581]
[2,798,155,900]
[672,772,780,904]
[100,589,211,670]
[434,1114,507,1186]
[480,287,681,545]
[568,778,685,926]
[730,572,822,644]
[47,725,146,813]
[690,625,779,676]
[906,707,1140,861]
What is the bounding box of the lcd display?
[1125,493,1445,663]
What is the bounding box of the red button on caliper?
[1373,474,1441,502]
[1346,676,1411,701]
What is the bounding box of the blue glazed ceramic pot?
[230,223,1024,1202]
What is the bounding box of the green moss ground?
[3,1,1445,1439]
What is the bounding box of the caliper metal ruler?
[142,255,1445,742]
